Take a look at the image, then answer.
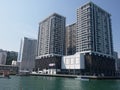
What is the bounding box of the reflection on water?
[0,76,120,90]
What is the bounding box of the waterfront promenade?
[30,73,120,80]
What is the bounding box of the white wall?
[61,52,85,69]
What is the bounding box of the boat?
[75,76,89,81]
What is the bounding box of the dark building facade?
[35,55,62,73]
[65,23,76,55]
[84,53,115,76]
[61,52,115,76]
[61,69,84,75]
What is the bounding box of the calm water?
[0,76,120,90]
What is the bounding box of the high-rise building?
[17,37,37,72]
[37,13,66,56]
[65,23,76,55]
[76,2,113,56]
[61,2,115,76]
[35,13,65,74]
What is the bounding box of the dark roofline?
[77,1,111,16]
[39,13,66,24]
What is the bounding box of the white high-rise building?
[17,37,37,72]
[61,2,115,76]
[37,13,66,56]
[76,2,113,56]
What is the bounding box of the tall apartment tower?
[61,2,115,76]
[37,13,66,56]
[76,2,113,56]
[65,23,76,55]
[35,13,65,74]
[17,37,37,71]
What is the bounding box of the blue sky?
[0,0,120,57]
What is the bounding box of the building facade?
[0,50,7,65]
[35,13,65,74]
[61,52,85,75]
[65,23,76,55]
[17,37,37,72]
[37,13,66,56]
[35,54,62,74]
[35,2,116,76]
[61,51,115,76]
[76,2,113,56]
[61,2,115,76]
[6,51,18,65]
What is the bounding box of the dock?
[30,73,120,80]
[30,73,77,78]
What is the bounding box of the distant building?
[0,50,7,65]
[17,39,24,62]
[65,23,76,55]
[118,58,120,71]
[17,37,37,72]
[113,51,120,72]
[6,51,18,65]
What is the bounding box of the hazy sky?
[0,0,120,57]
